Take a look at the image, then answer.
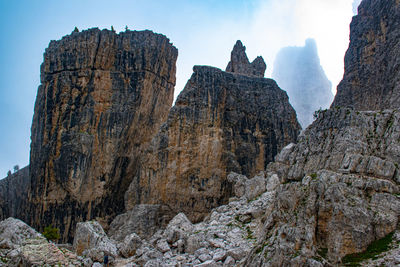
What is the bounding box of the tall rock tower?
[125,41,301,222]
[29,28,178,241]
[332,0,400,110]
[273,39,333,128]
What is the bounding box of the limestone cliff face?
[125,45,300,222]
[29,28,177,241]
[0,167,29,221]
[245,108,400,265]
[332,0,400,110]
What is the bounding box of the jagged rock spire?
[225,40,266,77]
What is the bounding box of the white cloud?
[173,0,355,98]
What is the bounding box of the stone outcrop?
[0,217,43,249]
[73,221,118,263]
[273,39,333,128]
[332,0,400,110]
[99,174,277,266]
[28,27,177,241]
[226,40,266,77]
[244,108,400,265]
[108,204,174,241]
[125,45,300,222]
[0,166,29,221]
[0,217,84,266]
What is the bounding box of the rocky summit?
[226,40,266,78]
[28,28,177,242]
[1,0,400,266]
[332,0,400,110]
[124,45,300,223]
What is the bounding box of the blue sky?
[0,0,358,177]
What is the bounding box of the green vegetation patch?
[42,225,61,242]
[0,256,9,263]
[342,232,394,266]
[317,248,328,258]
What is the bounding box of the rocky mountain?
[332,0,400,110]
[123,42,300,223]
[273,39,333,128]
[226,40,266,77]
[28,28,177,242]
[1,0,400,265]
[245,108,400,265]
[0,166,29,220]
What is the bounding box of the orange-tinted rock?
[125,58,300,222]
[28,28,177,241]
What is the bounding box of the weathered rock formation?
[226,40,266,77]
[332,0,400,110]
[0,166,29,221]
[273,39,333,128]
[245,108,400,266]
[108,204,174,241]
[28,28,177,241]
[125,43,300,222]
[73,220,118,263]
[0,217,84,266]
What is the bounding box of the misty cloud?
[272,39,333,128]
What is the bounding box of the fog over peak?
[272,39,333,128]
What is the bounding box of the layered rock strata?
[28,28,177,241]
[245,108,400,265]
[332,0,400,110]
[125,44,300,222]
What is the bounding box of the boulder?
[73,221,118,262]
[0,217,43,249]
[109,204,174,241]
[119,233,142,258]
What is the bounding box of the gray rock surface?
[332,0,400,110]
[108,204,174,241]
[0,217,43,249]
[0,167,29,221]
[119,233,143,258]
[73,220,118,262]
[118,178,278,266]
[226,40,266,77]
[244,108,400,265]
[0,217,83,266]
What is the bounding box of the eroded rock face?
[73,221,118,262]
[245,108,400,265]
[0,217,83,266]
[332,0,400,110]
[125,48,300,222]
[28,28,177,241]
[226,40,266,77]
[108,204,174,241]
[0,217,43,249]
[0,167,29,221]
